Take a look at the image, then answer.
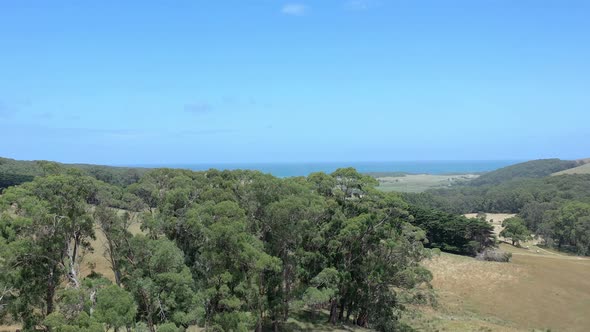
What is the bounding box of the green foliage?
[94,285,137,330]
[0,174,103,328]
[500,217,531,246]
[408,206,494,256]
[43,311,103,332]
[410,172,590,256]
[156,322,183,332]
[469,159,577,186]
[0,156,147,189]
[540,201,590,255]
[120,236,200,329]
[1,163,501,331]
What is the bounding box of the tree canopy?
[0,165,501,331]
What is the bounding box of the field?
[376,174,479,193]
[552,162,590,175]
[405,213,590,332]
[408,245,590,332]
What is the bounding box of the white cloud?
[281,3,308,16]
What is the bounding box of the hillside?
[468,158,577,186]
[552,161,590,175]
[0,157,148,188]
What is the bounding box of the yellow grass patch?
[410,245,590,331]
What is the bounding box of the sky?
[1,0,589,165]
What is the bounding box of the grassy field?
[552,162,590,175]
[376,174,478,193]
[408,245,590,332]
[405,213,590,332]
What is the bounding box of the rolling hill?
[0,157,148,189]
[552,160,590,175]
[468,158,578,186]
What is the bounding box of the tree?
[0,174,100,329]
[94,285,136,331]
[544,202,590,255]
[500,217,531,246]
[120,235,200,332]
[183,201,280,331]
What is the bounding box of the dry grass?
[464,213,516,237]
[82,220,144,281]
[552,162,590,175]
[377,174,478,193]
[409,242,590,331]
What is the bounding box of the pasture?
[552,162,590,175]
[376,174,478,193]
[406,213,590,331]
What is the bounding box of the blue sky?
[1,0,589,164]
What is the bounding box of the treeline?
[0,157,147,189]
[468,158,578,186]
[405,174,590,255]
[0,167,495,331]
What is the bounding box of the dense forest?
[0,157,147,189]
[0,162,494,332]
[405,159,590,255]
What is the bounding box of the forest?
[0,161,495,332]
[404,159,590,255]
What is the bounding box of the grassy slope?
[468,159,578,186]
[408,248,590,332]
[552,162,590,175]
[405,213,590,332]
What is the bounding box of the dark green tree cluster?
[0,167,498,331]
[536,202,590,255]
[407,206,494,255]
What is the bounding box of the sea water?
[135,160,519,177]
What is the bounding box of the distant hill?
[552,160,590,175]
[0,157,148,189]
[469,158,578,186]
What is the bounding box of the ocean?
[134,160,519,178]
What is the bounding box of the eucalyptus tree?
[118,235,199,332]
[0,174,100,329]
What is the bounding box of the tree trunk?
[282,254,291,322]
[46,282,55,315]
[356,310,369,327]
[338,298,346,321]
[147,316,156,332]
[346,301,354,322]
[328,298,338,324]
[256,272,264,332]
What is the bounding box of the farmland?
[405,213,590,332]
[376,174,478,193]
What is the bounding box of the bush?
[476,248,512,262]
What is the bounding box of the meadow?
[405,213,590,332]
[376,174,478,193]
